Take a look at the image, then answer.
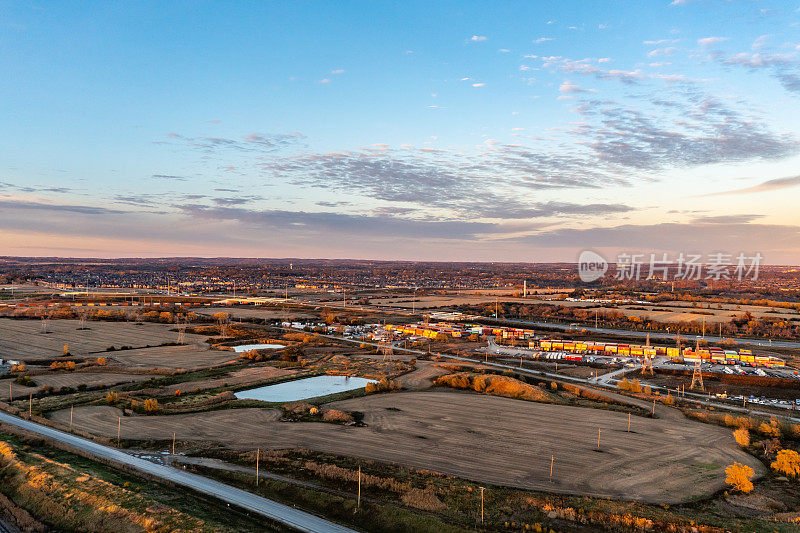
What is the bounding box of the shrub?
[643,385,651,395]
[14,375,34,387]
[96,357,107,366]
[617,378,630,391]
[771,449,800,478]
[49,361,76,371]
[322,409,354,423]
[733,428,750,447]
[400,488,446,511]
[435,373,550,402]
[143,398,159,412]
[725,462,755,493]
[106,392,119,404]
[629,379,642,393]
[365,378,402,394]
[759,420,781,438]
[62,344,70,356]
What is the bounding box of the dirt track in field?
[0,319,207,361]
[51,390,763,504]
[397,362,448,390]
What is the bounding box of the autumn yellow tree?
[759,420,781,438]
[106,391,118,404]
[733,428,750,447]
[725,462,755,493]
[771,449,800,478]
[144,398,159,412]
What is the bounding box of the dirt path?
[50,390,763,504]
[397,362,448,390]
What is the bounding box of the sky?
[2,0,800,263]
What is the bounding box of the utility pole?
[597,428,601,449]
[172,432,176,455]
[70,405,73,428]
[479,486,485,524]
[627,412,631,432]
[357,465,362,508]
[117,417,121,444]
[549,455,554,482]
[29,394,32,417]
[256,448,259,486]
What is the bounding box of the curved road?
[0,411,356,533]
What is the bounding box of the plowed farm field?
[51,390,763,504]
[0,319,207,361]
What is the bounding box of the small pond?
[232,343,286,352]
[234,375,377,402]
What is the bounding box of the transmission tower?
[641,354,654,375]
[690,358,704,391]
[78,312,87,330]
[218,315,229,337]
[381,330,394,360]
[641,333,654,374]
[176,316,186,345]
[40,317,49,334]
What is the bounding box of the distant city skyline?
[2,1,800,262]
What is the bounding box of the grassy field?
[49,389,762,504]
[0,430,288,532]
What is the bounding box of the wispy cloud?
[151,174,187,181]
[701,175,800,196]
[470,35,487,42]
[698,36,728,47]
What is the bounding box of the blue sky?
[2,0,800,262]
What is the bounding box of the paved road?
[0,411,356,533]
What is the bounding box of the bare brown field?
[0,318,207,361]
[105,345,238,370]
[51,390,762,504]
[0,372,149,400]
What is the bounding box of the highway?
[0,411,356,533]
